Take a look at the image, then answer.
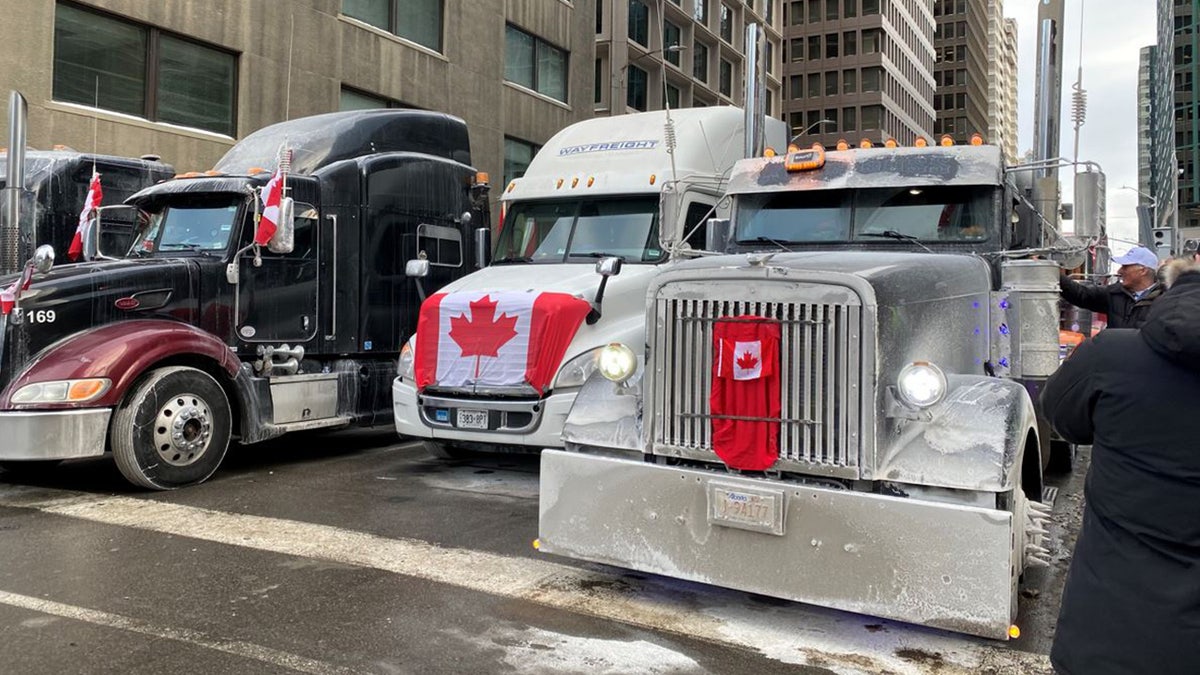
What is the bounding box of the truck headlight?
[554,347,601,389]
[897,362,947,408]
[597,343,637,384]
[398,339,415,380]
[11,378,111,404]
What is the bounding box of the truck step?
[274,416,352,433]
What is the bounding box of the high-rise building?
[1139,45,1155,206]
[781,0,936,147]
[991,15,1019,165]
[0,0,598,220]
[595,0,783,121]
[1174,0,1197,234]
[931,0,986,144]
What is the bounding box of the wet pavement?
[0,428,1084,674]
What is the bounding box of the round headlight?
[398,340,415,380]
[897,361,947,408]
[597,343,637,383]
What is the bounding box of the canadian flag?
[710,316,781,470]
[67,171,102,261]
[414,290,592,394]
[255,166,284,246]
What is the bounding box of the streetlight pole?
[790,119,835,144]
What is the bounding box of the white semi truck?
[536,139,1074,639]
[392,107,785,457]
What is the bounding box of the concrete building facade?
[0,0,598,219]
[594,0,783,121]
[781,0,936,147]
[931,0,987,146]
[993,16,1018,165]
[1174,0,1197,234]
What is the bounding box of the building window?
[790,1,803,25]
[629,0,650,46]
[843,0,857,18]
[53,2,237,136]
[340,87,409,110]
[505,25,568,102]
[720,4,734,43]
[825,32,838,59]
[693,41,709,82]
[862,66,881,92]
[825,70,838,95]
[664,21,683,66]
[627,65,648,110]
[862,0,879,15]
[842,106,856,130]
[504,137,540,190]
[595,59,604,103]
[826,0,839,20]
[695,0,709,24]
[790,74,804,98]
[342,0,443,52]
[862,28,882,53]
[719,59,733,96]
[790,38,804,62]
[808,0,820,22]
[666,83,681,108]
[808,35,821,61]
[843,30,857,56]
[807,73,821,97]
[765,41,774,75]
[842,69,856,93]
[862,104,882,129]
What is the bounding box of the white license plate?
[707,483,785,535]
[456,408,489,430]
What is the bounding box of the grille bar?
[652,295,862,475]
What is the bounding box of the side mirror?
[406,259,430,278]
[705,218,731,252]
[266,197,295,254]
[595,256,623,278]
[33,245,55,274]
[89,205,145,261]
[474,227,491,269]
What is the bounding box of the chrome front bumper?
[0,408,112,460]
[538,449,1019,639]
[393,377,576,448]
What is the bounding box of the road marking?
[0,485,1052,675]
[0,589,356,675]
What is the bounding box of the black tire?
[1047,439,1076,474]
[0,460,63,477]
[110,366,232,490]
[421,440,473,460]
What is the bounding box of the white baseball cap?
[1111,245,1159,269]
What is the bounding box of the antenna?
[92,76,99,173]
[1070,0,1087,171]
[284,13,296,121]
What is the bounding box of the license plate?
[456,408,489,430]
[707,482,785,535]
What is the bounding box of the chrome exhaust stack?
[2,91,28,277]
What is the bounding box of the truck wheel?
[110,366,232,490]
[421,440,473,460]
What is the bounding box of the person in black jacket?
[1041,255,1200,675]
[1059,244,1163,328]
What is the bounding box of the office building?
[781,0,936,147]
[0,0,598,218]
[595,0,784,120]
[1174,0,1196,233]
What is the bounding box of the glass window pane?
[825,70,837,95]
[719,59,732,95]
[790,74,803,98]
[341,88,389,110]
[862,66,881,92]
[504,137,537,188]
[862,104,882,129]
[844,0,857,18]
[536,42,567,102]
[53,3,147,117]
[397,0,442,51]
[807,73,821,97]
[629,0,650,45]
[693,42,709,82]
[842,106,856,130]
[720,4,733,43]
[342,0,389,31]
[666,83,681,108]
[505,25,535,89]
[156,35,236,135]
[627,65,648,110]
[843,30,857,56]
[842,69,856,93]
[664,22,682,65]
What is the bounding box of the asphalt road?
[0,429,1085,674]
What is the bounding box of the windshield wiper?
[738,235,795,252]
[569,252,627,260]
[492,255,534,264]
[158,243,214,257]
[859,230,934,253]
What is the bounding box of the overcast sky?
[1005,0,1157,252]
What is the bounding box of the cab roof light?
[763,147,777,157]
[884,138,898,148]
[940,134,955,147]
[587,176,595,187]
[649,174,657,185]
[836,139,850,151]
[786,143,800,153]
[785,143,826,172]
[970,133,985,146]
[571,177,579,188]
[506,181,517,193]
[475,171,490,186]
[914,136,929,148]
[556,178,564,189]
[859,138,873,149]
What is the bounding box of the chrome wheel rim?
[152,392,213,467]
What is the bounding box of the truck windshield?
[735,185,995,244]
[129,196,241,256]
[494,197,664,263]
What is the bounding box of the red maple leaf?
[449,295,519,377]
[736,350,759,371]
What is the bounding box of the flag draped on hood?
[415,290,592,394]
[710,316,781,470]
[67,171,102,261]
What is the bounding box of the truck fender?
[561,360,645,453]
[1,319,239,409]
[875,375,1036,493]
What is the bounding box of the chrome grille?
[651,293,863,477]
